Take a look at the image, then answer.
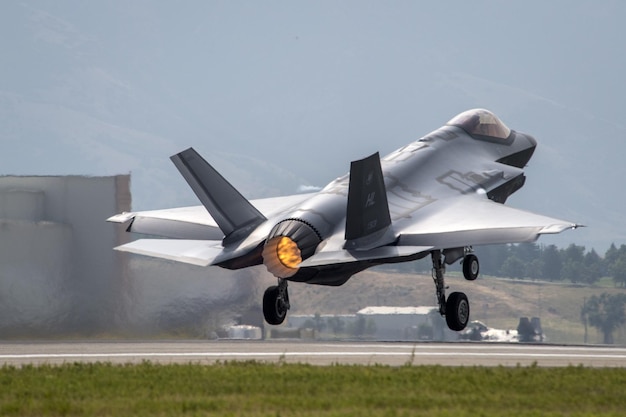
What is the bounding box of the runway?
[2,340,626,367]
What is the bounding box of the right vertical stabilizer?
[344,152,395,250]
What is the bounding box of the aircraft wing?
[396,194,579,249]
[107,193,316,240]
[297,195,576,269]
[112,238,226,266]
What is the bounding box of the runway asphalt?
[2,340,626,367]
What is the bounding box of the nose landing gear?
[462,253,479,281]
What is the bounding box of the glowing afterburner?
[262,219,322,278]
[276,236,302,268]
[262,236,301,278]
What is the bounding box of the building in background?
[0,175,261,338]
[287,306,457,341]
[0,175,131,336]
[356,306,456,341]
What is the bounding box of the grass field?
[2,361,625,416]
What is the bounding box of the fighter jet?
[108,109,579,331]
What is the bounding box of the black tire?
[263,285,287,325]
[445,292,470,331]
[462,254,479,281]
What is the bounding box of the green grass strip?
[1,361,625,416]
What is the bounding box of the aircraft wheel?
[263,285,288,325]
[445,292,470,331]
[462,254,479,281]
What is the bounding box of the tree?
[499,256,525,279]
[526,258,544,280]
[541,244,563,281]
[581,293,626,344]
[605,244,626,287]
[584,249,604,284]
[560,260,589,283]
[609,254,626,288]
[604,243,620,267]
[514,242,541,264]
[474,245,509,276]
[561,244,585,264]
[559,244,588,283]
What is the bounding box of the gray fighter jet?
[108,109,579,331]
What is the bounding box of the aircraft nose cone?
[520,133,537,166]
[496,132,537,168]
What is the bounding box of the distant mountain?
[1,1,624,251]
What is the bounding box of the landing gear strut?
[263,279,290,325]
[431,250,470,331]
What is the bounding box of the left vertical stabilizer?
[171,148,266,244]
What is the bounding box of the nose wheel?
[431,250,471,331]
[263,279,290,325]
[463,253,479,281]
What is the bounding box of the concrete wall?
[0,220,72,331]
[0,175,261,338]
[0,175,130,336]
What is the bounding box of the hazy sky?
[1,1,625,250]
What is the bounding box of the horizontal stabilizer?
[107,193,317,240]
[114,239,225,266]
[107,206,223,240]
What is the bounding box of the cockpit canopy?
[447,109,511,140]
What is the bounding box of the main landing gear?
[431,249,479,331]
[263,279,290,325]
[262,251,479,329]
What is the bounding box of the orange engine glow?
[276,236,302,268]
[262,236,302,278]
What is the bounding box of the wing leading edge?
[396,194,579,249]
